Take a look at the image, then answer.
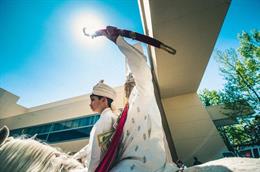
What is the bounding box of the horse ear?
[0,125,10,146]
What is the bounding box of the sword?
[83,26,176,55]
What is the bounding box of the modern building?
[0,87,125,153]
[0,0,231,166]
[137,0,230,165]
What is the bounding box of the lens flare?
[71,11,106,47]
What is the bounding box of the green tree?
[215,30,260,111]
[199,89,222,106]
[199,30,260,149]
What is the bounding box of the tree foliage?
[215,30,260,111]
[199,89,222,106]
[199,30,260,148]
[199,29,259,110]
[218,115,260,149]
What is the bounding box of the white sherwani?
[110,37,178,172]
[73,108,117,172]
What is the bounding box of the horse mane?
[0,126,85,172]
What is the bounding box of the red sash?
[95,104,129,172]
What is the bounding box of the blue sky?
[0,0,142,107]
[198,0,260,92]
[0,0,259,107]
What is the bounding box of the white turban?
[92,80,116,100]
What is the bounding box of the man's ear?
[101,97,108,105]
[0,125,9,146]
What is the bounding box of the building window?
[9,114,100,143]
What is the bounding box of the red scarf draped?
[95,104,129,172]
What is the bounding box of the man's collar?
[100,107,111,115]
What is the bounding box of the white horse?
[0,126,259,172]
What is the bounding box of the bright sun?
[71,11,106,47]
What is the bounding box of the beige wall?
[206,105,230,120]
[162,92,227,165]
[52,139,90,153]
[0,88,27,119]
[206,104,254,120]
[0,86,125,153]
[0,86,124,130]
[0,87,228,162]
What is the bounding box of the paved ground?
[183,157,260,172]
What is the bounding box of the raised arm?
[115,36,152,91]
[103,26,153,93]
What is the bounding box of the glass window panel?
[88,116,93,125]
[253,148,259,158]
[72,119,79,128]
[10,129,21,136]
[94,115,100,122]
[37,134,48,141]
[47,126,92,143]
[84,117,90,126]
[65,121,72,129]
[53,124,58,131]
[23,128,31,135]
[53,123,65,131]
[9,114,102,143]
[31,127,39,135]
[40,125,49,134]
[37,126,44,134]
[239,149,253,157]
[79,118,87,127]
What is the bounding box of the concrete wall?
[0,87,228,162]
[206,105,230,120]
[52,139,90,153]
[206,104,254,120]
[0,86,125,153]
[0,88,27,119]
[162,92,227,165]
[0,86,124,130]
